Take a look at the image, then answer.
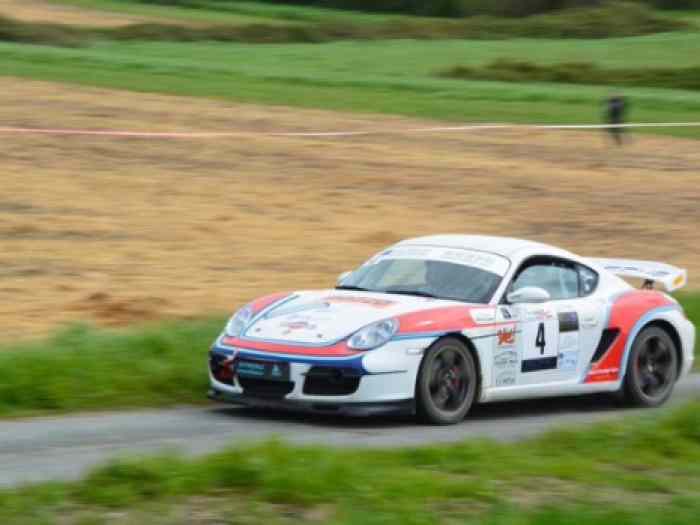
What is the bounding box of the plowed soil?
[1,77,698,339]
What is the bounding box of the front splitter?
[208,388,415,417]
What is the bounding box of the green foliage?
[0,318,225,417]
[1,401,700,523]
[442,59,700,91]
[643,0,700,9]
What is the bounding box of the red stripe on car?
[585,291,674,383]
[397,306,478,334]
[249,292,291,314]
[221,336,360,357]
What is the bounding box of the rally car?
[208,235,695,425]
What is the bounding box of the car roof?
[395,235,568,259]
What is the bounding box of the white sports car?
[208,235,695,424]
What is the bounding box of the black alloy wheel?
[416,337,477,425]
[622,326,678,407]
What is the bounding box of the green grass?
[0,318,225,417]
[1,400,700,524]
[2,4,699,137]
[3,2,688,45]
[0,294,696,419]
[2,32,700,137]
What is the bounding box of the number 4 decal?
[535,322,546,355]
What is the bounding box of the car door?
[505,258,585,386]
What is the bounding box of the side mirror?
[337,271,351,285]
[506,286,551,304]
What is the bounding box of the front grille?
[209,351,234,386]
[238,377,294,399]
[303,367,361,396]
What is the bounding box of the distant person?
[605,95,628,146]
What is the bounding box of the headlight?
[347,319,398,351]
[225,305,254,337]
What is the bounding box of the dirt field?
[0,0,178,27]
[1,77,698,339]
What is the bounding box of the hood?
[242,290,463,345]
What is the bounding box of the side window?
[511,261,579,301]
[578,264,599,296]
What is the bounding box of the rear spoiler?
[587,258,687,292]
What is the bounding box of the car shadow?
[208,392,632,430]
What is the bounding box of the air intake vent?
[303,367,361,396]
[591,328,620,363]
[238,378,294,399]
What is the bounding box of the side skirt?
[480,380,620,403]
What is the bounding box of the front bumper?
[208,338,428,415]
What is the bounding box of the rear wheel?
[415,337,477,425]
[621,326,678,407]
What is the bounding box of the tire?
[415,337,478,425]
[621,326,678,407]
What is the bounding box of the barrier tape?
[0,122,699,139]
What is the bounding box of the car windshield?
[338,247,508,304]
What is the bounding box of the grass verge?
[0,317,225,417]
[1,400,700,523]
[442,58,700,91]
[0,295,697,419]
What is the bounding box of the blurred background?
[0,1,699,524]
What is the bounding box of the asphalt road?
[2,375,699,488]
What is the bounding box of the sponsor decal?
[497,326,516,347]
[324,295,395,308]
[439,249,501,272]
[525,307,555,322]
[493,339,519,386]
[280,320,317,335]
[559,350,578,371]
[587,367,620,379]
[494,349,518,369]
[558,332,579,352]
[382,247,433,259]
[370,246,509,276]
[496,370,517,387]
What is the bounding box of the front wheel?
[621,326,678,407]
[415,337,477,425]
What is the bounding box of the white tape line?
[0,122,699,139]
